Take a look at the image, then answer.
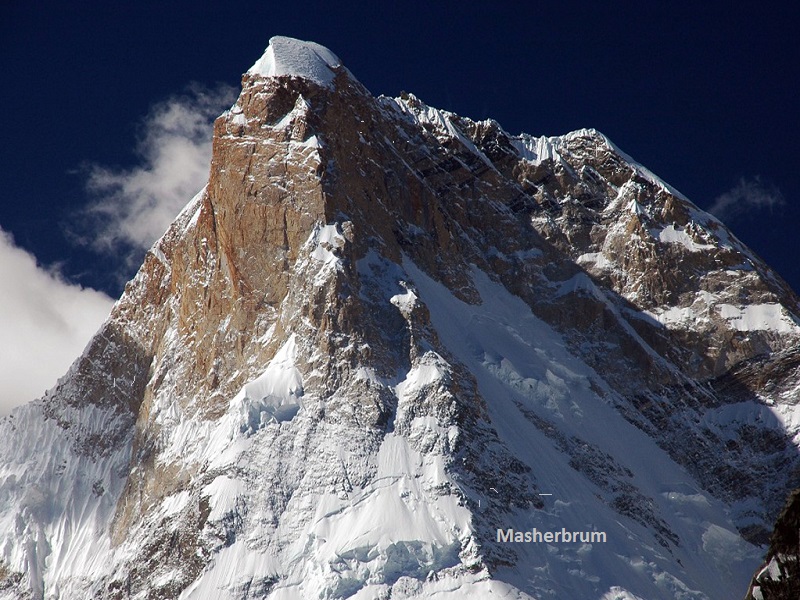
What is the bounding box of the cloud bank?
[708,176,785,222]
[0,228,114,414]
[81,84,236,264]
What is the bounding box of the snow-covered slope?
[1,36,799,599]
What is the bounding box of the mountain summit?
[248,36,344,86]
[2,36,800,599]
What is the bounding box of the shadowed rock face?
[746,488,800,600]
[1,36,800,599]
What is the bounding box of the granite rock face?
[1,36,799,599]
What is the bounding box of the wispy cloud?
[77,83,236,268]
[708,176,785,222]
[0,228,114,414]
[0,85,238,413]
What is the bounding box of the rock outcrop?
[746,488,800,600]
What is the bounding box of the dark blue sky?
[2,1,799,297]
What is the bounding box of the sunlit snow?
[248,36,342,87]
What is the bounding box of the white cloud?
[0,228,114,414]
[81,84,236,261]
[0,85,237,414]
[708,176,785,221]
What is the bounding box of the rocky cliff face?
[2,36,800,599]
[746,488,800,600]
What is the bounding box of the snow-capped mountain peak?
[1,36,799,600]
[248,36,344,87]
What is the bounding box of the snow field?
[402,258,761,599]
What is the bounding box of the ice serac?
[2,36,800,599]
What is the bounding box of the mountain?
[2,36,800,599]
